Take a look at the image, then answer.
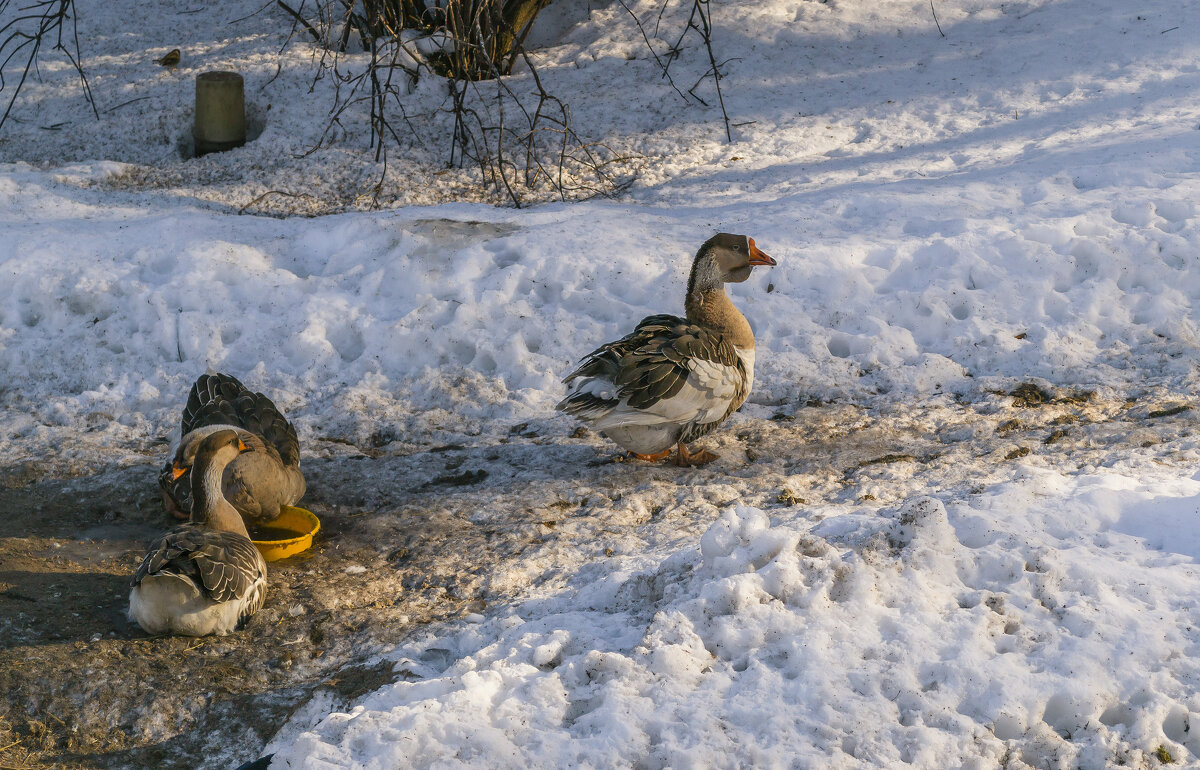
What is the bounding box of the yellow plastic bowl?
[250,505,320,562]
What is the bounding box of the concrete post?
[194,71,246,156]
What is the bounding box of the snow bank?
[4,0,1200,448]
[4,157,1200,454]
[267,470,1200,768]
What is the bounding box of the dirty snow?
[3,0,1200,767]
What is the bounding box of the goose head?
[179,429,254,529]
[167,425,248,479]
[189,428,252,470]
[687,233,776,295]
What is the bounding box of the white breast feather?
[129,572,264,636]
[568,376,617,402]
[578,346,754,432]
[689,357,740,400]
[591,379,712,428]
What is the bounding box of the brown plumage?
[133,527,265,605]
[558,233,776,466]
[592,315,743,410]
[131,430,268,636]
[160,373,305,525]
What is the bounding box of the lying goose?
[160,373,305,525]
[130,429,268,636]
[558,232,776,466]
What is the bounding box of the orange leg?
[630,448,673,462]
[675,443,719,467]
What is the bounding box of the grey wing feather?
[561,314,743,413]
[132,526,265,603]
[181,373,301,467]
[193,535,264,602]
[617,351,686,408]
[162,374,305,520]
[132,526,208,585]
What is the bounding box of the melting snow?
[3,0,1200,767]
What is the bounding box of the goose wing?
[559,315,745,422]
[159,431,305,521]
[181,373,300,467]
[132,525,266,603]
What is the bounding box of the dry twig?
[277,0,322,43]
[297,0,630,206]
[629,0,732,141]
[238,189,323,214]
[0,0,97,130]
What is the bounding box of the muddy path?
[0,385,1196,768]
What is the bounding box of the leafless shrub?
[283,0,633,207]
[620,0,732,141]
[357,0,549,80]
[0,0,96,130]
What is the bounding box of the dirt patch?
[0,456,510,769]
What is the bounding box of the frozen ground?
[2,0,1200,768]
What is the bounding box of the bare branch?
[238,189,323,214]
[625,0,732,143]
[296,0,632,207]
[277,0,322,43]
[614,0,689,102]
[692,0,730,141]
[0,0,96,130]
[929,0,945,37]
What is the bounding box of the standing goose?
[558,233,776,466]
[130,429,268,636]
[160,373,305,525]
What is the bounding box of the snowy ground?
[3,0,1200,768]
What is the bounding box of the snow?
[4,0,1200,767]
[265,480,1200,768]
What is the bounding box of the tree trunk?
[497,0,553,75]
[365,0,552,80]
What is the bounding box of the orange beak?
[237,437,252,452]
[170,464,187,481]
[747,237,776,266]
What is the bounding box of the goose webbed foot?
[675,443,719,467]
